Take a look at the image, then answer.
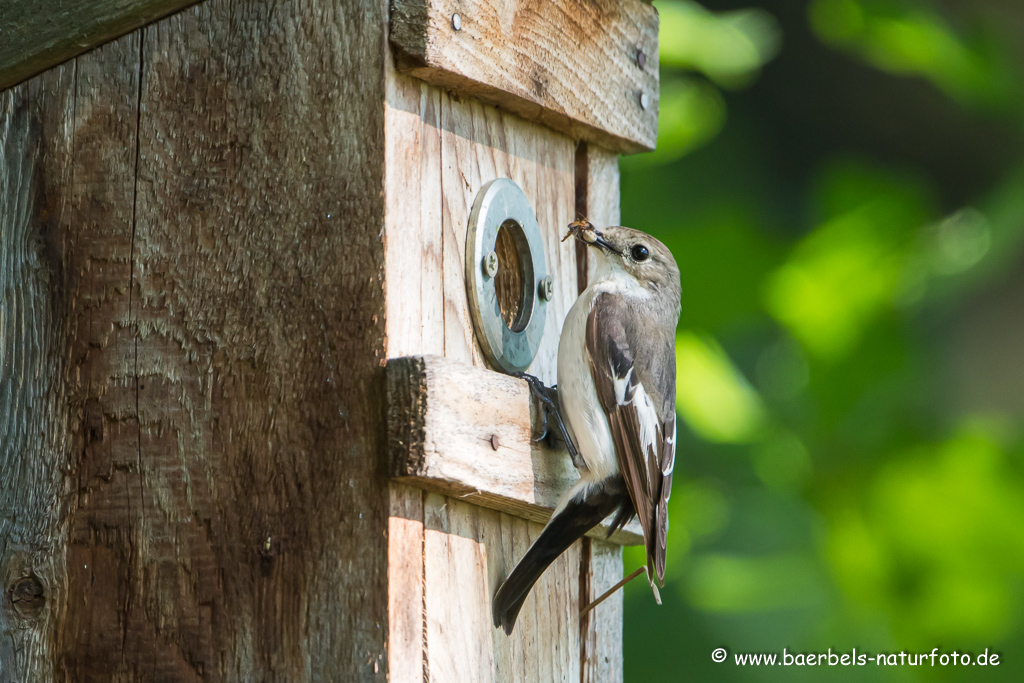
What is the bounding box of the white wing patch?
[609,359,663,465]
[612,367,633,405]
[635,384,661,463]
[663,419,676,476]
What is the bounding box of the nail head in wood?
[490,434,501,451]
[639,92,649,110]
[451,13,462,31]
[636,48,646,69]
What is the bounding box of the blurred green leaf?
[827,428,1024,647]
[809,0,1018,111]
[676,332,768,442]
[765,162,932,360]
[753,431,813,490]
[658,0,782,89]
[684,552,826,612]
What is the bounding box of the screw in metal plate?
[639,92,649,110]
[451,13,462,31]
[539,275,554,301]
[482,251,499,278]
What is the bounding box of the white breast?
[556,287,618,484]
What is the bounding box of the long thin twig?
[579,566,649,618]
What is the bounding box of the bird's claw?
[508,371,580,461]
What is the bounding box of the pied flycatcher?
[492,222,681,634]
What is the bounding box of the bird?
[492,222,681,635]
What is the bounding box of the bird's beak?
[588,233,621,255]
[565,221,621,255]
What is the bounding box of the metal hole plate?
[466,178,548,373]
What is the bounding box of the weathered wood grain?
[390,0,659,154]
[383,63,444,681]
[387,354,642,546]
[388,484,426,683]
[2,0,393,679]
[437,92,489,368]
[385,58,445,360]
[581,541,625,683]
[580,146,622,231]
[0,0,198,91]
[423,494,581,682]
[0,56,77,683]
[51,33,158,681]
[107,2,388,677]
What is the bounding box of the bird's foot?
[508,371,580,462]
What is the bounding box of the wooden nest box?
[0,0,658,680]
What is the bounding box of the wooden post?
[0,0,658,680]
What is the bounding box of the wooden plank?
[390,0,659,154]
[388,484,426,683]
[4,0,393,678]
[437,91,488,368]
[385,57,445,359]
[422,494,581,682]
[387,355,643,546]
[0,0,198,91]
[0,53,77,683]
[423,494,498,681]
[382,53,438,671]
[104,2,389,677]
[574,145,592,295]
[580,146,622,230]
[524,107,582,384]
[53,34,159,680]
[580,541,625,683]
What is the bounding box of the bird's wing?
[586,293,676,583]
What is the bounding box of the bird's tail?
[491,482,622,635]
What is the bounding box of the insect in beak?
[563,220,620,254]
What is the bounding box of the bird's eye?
[631,244,650,261]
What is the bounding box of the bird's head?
[567,221,680,301]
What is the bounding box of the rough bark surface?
[0,0,389,680]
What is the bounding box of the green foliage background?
[620,1,1024,680]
